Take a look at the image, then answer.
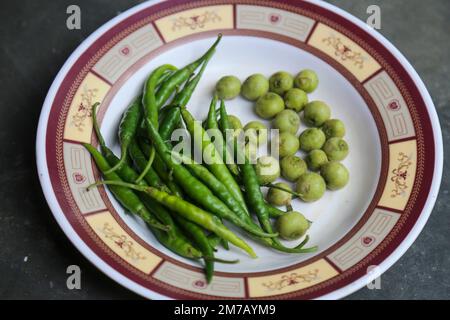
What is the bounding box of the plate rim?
[36,0,443,300]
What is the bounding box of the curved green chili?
[138,138,184,198]
[159,107,181,145]
[88,111,202,260]
[83,143,168,232]
[143,117,277,238]
[137,64,178,183]
[220,101,317,254]
[206,97,240,178]
[181,107,247,212]
[105,96,141,174]
[155,34,222,109]
[169,151,253,226]
[89,180,257,258]
[143,64,177,129]
[170,49,214,109]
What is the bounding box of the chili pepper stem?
[266,183,303,199]
[204,256,239,264]
[135,145,155,183]
[88,180,257,258]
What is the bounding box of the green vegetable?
[276,211,310,240]
[305,149,328,171]
[244,121,268,146]
[93,181,257,258]
[294,69,318,93]
[227,115,243,133]
[241,73,269,100]
[272,109,300,134]
[104,96,142,174]
[284,88,308,112]
[266,182,292,206]
[84,143,168,232]
[299,128,326,152]
[255,156,280,185]
[181,107,247,210]
[320,161,349,190]
[143,116,276,238]
[155,34,222,108]
[269,71,294,95]
[296,172,326,202]
[206,96,240,176]
[216,75,241,100]
[255,92,284,119]
[303,101,331,127]
[280,155,307,181]
[321,119,346,139]
[276,132,299,157]
[322,137,349,161]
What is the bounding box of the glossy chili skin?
[141,185,256,258]
[205,97,240,177]
[138,138,184,198]
[220,102,317,254]
[83,143,167,232]
[90,103,200,259]
[155,34,222,109]
[170,151,253,226]
[159,107,181,145]
[158,107,216,281]
[181,108,247,213]
[137,65,178,182]
[143,64,177,129]
[143,117,276,238]
[105,96,141,173]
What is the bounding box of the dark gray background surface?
[0,0,448,300]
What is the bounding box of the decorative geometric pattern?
[328,208,401,271]
[364,71,415,141]
[308,23,381,82]
[92,25,163,84]
[236,5,315,42]
[63,142,106,214]
[153,262,246,297]
[247,259,338,298]
[155,5,234,42]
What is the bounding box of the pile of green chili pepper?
[85,34,316,284]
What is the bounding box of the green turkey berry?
[269,71,294,95]
[215,75,241,100]
[294,69,318,93]
[303,101,331,127]
[241,73,269,101]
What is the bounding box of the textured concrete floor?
[0,0,448,299]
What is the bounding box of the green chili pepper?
[89,180,257,258]
[83,143,168,232]
[266,203,286,218]
[143,64,177,129]
[128,140,171,193]
[137,64,178,183]
[138,138,184,198]
[155,34,222,109]
[220,101,317,254]
[89,109,203,260]
[169,151,254,226]
[181,108,247,213]
[206,96,240,177]
[170,49,214,109]
[105,96,141,174]
[143,117,277,238]
[159,107,181,145]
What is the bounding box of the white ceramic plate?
[36,0,442,299]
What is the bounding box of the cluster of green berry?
[214,70,350,241]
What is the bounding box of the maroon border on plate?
[43,0,435,299]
